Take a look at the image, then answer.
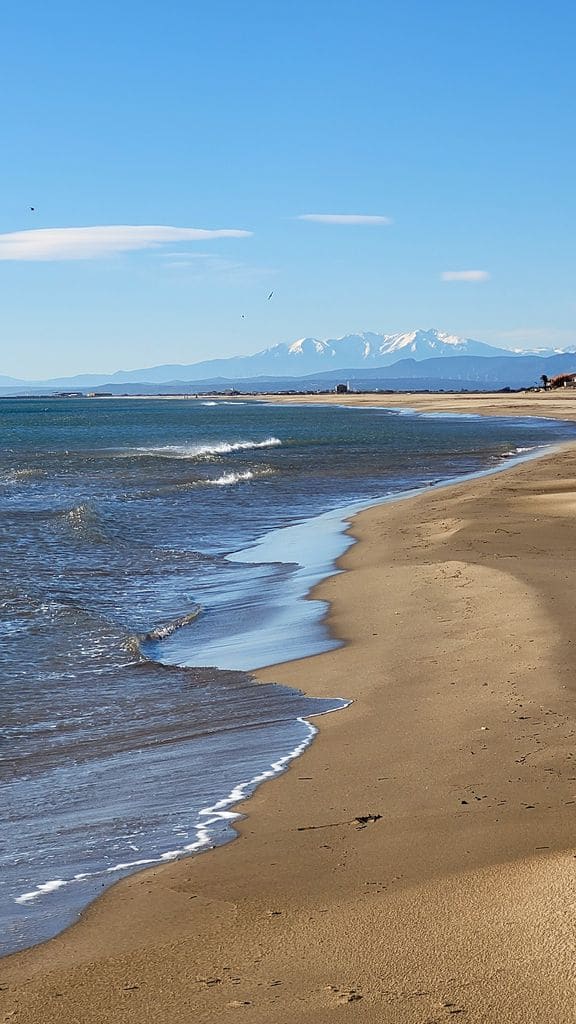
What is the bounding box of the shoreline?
[3,423,564,951]
[4,394,576,1021]
[247,387,576,422]
[6,429,547,953]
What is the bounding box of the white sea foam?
[201,401,217,406]
[12,703,348,907]
[120,437,282,460]
[208,470,254,486]
[106,858,157,872]
[502,445,539,457]
[15,880,67,904]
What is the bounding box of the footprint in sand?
[325,985,363,1004]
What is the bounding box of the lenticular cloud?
[0,225,252,261]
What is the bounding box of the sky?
[1,0,575,378]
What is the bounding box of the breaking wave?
[13,701,348,908]
[143,605,203,642]
[172,466,274,491]
[117,438,282,460]
[501,445,540,458]
[208,470,255,486]
[125,605,203,660]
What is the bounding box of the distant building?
[550,372,576,389]
[335,382,349,394]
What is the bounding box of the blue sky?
[1,0,575,377]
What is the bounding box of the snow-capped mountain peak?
[242,328,510,377]
[14,327,572,390]
[286,337,334,356]
[374,328,486,358]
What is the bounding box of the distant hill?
[313,352,576,387]
[2,328,575,395]
[2,328,537,389]
[2,350,575,397]
[103,328,510,382]
[0,374,27,386]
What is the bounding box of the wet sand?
[3,392,576,1022]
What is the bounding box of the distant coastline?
[4,390,576,427]
[3,327,576,398]
[0,384,558,400]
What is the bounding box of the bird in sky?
[29,207,35,212]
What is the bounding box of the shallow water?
[1,397,575,954]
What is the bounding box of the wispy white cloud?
[441,270,490,282]
[0,225,252,261]
[297,213,392,225]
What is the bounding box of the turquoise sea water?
[1,397,575,954]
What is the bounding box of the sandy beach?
[252,387,576,422]
[3,392,576,1023]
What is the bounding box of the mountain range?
[2,328,575,393]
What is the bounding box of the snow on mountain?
[6,329,573,389]
[510,345,575,356]
[46,330,512,384]
[373,328,497,359]
[287,337,336,356]
[239,328,514,377]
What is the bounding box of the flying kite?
[267,291,274,300]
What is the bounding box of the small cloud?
[441,270,490,282]
[297,213,392,225]
[0,225,252,261]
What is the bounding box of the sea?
[2,396,575,955]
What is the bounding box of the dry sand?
[251,387,576,421]
[3,392,576,1023]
